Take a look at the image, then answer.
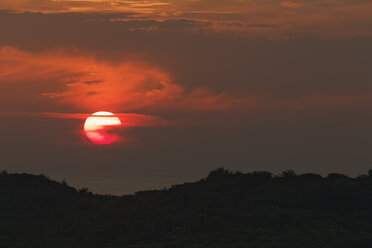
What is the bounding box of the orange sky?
[1,0,372,193]
[0,47,259,113]
[2,45,372,115]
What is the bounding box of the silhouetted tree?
[280,169,296,178]
[206,167,232,179]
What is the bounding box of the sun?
[84,111,122,144]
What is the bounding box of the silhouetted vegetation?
[1,168,372,247]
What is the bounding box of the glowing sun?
[84,111,122,144]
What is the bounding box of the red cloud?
[2,46,371,125]
[0,47,257,113]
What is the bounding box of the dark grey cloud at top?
[1,11,372,102]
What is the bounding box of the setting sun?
[84,111,122,144]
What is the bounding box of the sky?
[1,0,372,194]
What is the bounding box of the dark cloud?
[84,80,103,85]
[1,11,371,102]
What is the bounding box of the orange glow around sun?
[84,111,122,144]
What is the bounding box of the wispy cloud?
[1,0,372,38]
[0,47,257,113]
[0,111,173,127]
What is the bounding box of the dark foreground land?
[1,168,372,248]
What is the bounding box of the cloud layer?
[1,0,372,38]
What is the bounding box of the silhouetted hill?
[1,168,372,248]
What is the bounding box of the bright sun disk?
[84,111,122,144]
